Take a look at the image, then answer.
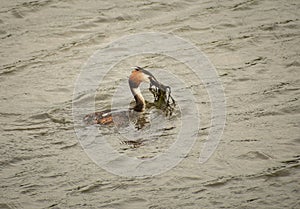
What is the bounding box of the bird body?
[83,67,162,126]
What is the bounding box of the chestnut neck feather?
[129,72,148,111]
[133,93,145,111]
[129,84,145,112]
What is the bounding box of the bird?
[83,66,169,127]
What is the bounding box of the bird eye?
[135,67,141,71]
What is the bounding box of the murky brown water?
[1,0,299,208]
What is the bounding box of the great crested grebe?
[83,66,172,127]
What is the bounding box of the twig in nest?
[149,81,176,116]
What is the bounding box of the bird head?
[129,66,169,91]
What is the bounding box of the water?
[1,0,299,208]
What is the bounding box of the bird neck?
[130,87,145,112]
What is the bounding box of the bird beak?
[149,77,170,92]
[132,66,171,92]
